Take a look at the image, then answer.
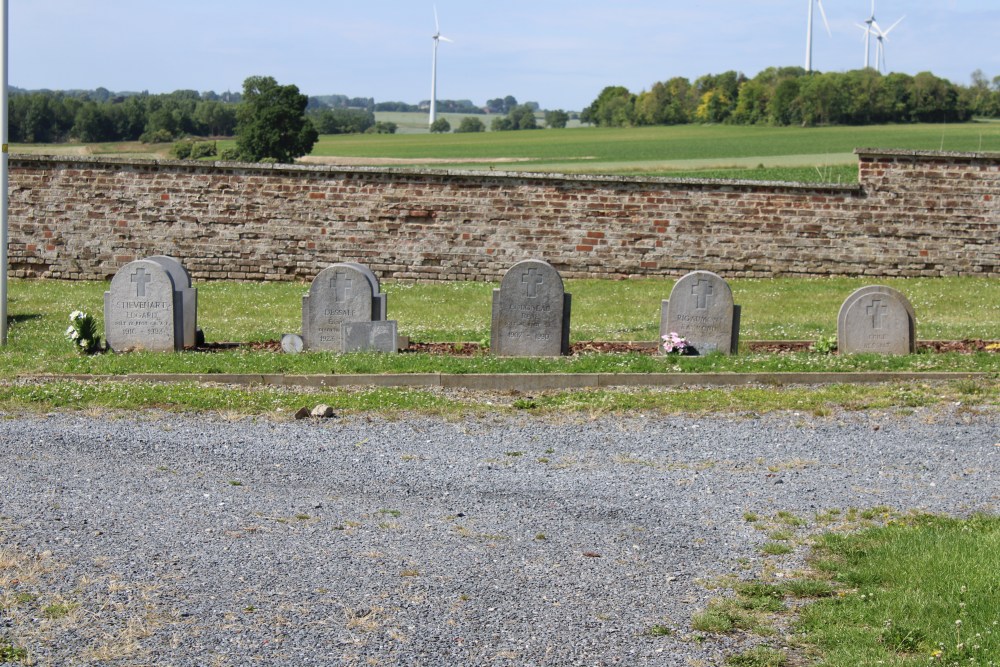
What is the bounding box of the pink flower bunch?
[662,332,689,355]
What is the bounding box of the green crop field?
[12,119,999,182]
[307,120,1000,178]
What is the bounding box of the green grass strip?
[797,514,1000,666]
[3,277,998,378]
[0,378,995,417]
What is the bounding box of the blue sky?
[10,0,1000,110]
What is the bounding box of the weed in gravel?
[345,606,384,633]
[691,608,738,633]
[41,600,78,619]
[0,639,28,663]
[761,542,793,555]
[646,624,673,637]
[774,510,806,527]
[814,508,841,523]
[725,645,787,666]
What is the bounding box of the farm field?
[11,120,999,182]
[304,119,1000,178]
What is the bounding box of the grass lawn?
[693,511,1000,667]
[2,276,997,381]
[794,514,1000,666]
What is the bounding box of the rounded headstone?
[490,259,569,357]
[104,259,178,352]
[662,270,738,355]
[302,264,377,351]
[838,286,915,355]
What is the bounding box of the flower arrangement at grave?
[662,332,690,355]
[65,311,102,355]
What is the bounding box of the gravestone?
[146,255,198,347]
[491,259,571,357]
[104,259,180,352]
[301,263,396,353]
[660,270,740,355]
[838,285,915,355]
[342,321,399,353]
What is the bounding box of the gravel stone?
[0,406,996,666]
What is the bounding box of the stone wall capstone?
[6,149,998,283]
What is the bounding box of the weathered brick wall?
[6,148,998,282]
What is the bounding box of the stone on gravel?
[310,404,335,418]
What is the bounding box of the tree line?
[7,87,545,144]
[8,88,243,144]
[582,68,1000,127]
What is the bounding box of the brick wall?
[6,148,998,282]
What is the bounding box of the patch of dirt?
[297,156,533,166]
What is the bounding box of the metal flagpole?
[0,0,9,346]
[0,0,8,346]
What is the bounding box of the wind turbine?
[873,15,904,73]
[429,5,452,128]
[804,0,831,72]
[856,0,877,69]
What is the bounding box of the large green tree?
[235,76,318,163]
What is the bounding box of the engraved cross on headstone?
[522,268,545,298]
[131,267,152,298]
[867,298,888,329]
[691,279,715,310]
[331,271,353,302]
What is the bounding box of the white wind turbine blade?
[438,35,453,43]
[881,16,905,38]
[816,0,831,36]
[433,4,440,35]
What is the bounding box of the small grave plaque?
[342,321,399,353]
[838,286,915,355]
[660,271,740,355]
[281,333,304,354]
[301,263,396,353]
[104,259,180,352]
[491,259,571,356]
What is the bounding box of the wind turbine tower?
[859,0,876,69]
[429,5,452,128]
[804,0,831,72]
[873,15,904,73]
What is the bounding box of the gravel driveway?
[1,406,997,666]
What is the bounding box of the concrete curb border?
[49,371,993,392]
